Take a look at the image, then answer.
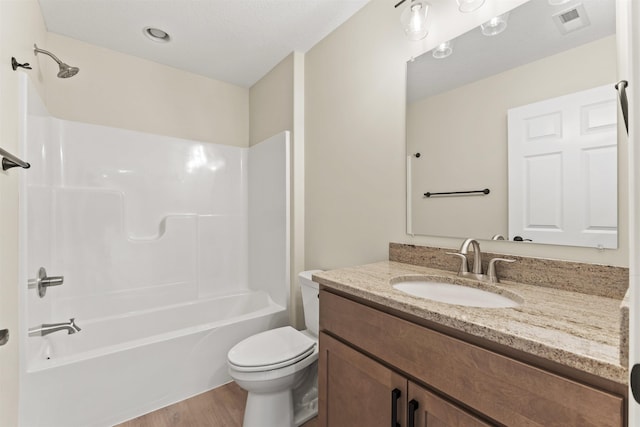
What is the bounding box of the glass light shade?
[400,0,430,41]
[481,12,509,36]
[432,41,452,59]
[456,0,485,13]
[548,0,571,4]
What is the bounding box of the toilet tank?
[299,270,322,337]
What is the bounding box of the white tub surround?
[18,74,290,426]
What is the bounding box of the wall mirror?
[406,0,618,249]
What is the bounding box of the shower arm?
[34,44,64,66]
[33,43,79,78]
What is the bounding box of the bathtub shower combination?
[17,74,290,426]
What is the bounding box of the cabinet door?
[319,332,406,427]
[408,382,494,427]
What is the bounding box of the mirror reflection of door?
[405,0,618,249]
[507,84,617,248]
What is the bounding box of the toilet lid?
[228,326,316,371]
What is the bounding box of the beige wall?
[250,53,294,146]
[305,0,628,269]
[44,33,249,147]
[408,36,618,239]
[305,0,411,270]
[0,2,48,424]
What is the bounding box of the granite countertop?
[313,260,627,385]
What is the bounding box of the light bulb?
[409,4,423,33]
[456,0,485,13]
[401,0,430,41]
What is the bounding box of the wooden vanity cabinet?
[318,289,625,427]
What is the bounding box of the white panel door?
[508,84,618,248]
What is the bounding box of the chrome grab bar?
[615,80,629,135]
[0,146,30,171]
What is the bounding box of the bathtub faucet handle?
[28,267,64,298]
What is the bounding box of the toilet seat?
[228,326,316,372]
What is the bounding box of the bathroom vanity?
[314,255,628,427]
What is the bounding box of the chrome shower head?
[57,63,79,78]
[34,44,79,78]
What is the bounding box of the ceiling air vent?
[552,3,591,34]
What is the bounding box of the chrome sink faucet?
[460,238,483,275]
[28,318,81,337]
[448,238,515,283]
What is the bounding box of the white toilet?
[227,270,322,427]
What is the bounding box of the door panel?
[524,152,563,230]
[319,332,406,427]
[508,84,617,248]
[408,382,493,427]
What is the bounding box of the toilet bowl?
[227,270,322,427]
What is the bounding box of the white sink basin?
[392,280,520,308]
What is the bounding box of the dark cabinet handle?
[408,399,419,427]
[391,388,401,427]
[631,364,640,403]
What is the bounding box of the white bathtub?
[20,291,287,427]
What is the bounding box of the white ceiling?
[407,0,616,103]
[38,0,370,88]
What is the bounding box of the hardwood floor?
[116,382,318,427]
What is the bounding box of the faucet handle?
[446,252,469,274]
[28,267,64,298]
[487,258,516,283]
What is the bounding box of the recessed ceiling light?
[480,12,509,36]
[143,27,171,43]
[432,41,453,59]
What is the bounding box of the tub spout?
[29,318,81,337]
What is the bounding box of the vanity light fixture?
[456,0,485,13]
[143,27,171,43]
[432,41,453,59]
[395,0,431,41]
[480,12,509,36]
